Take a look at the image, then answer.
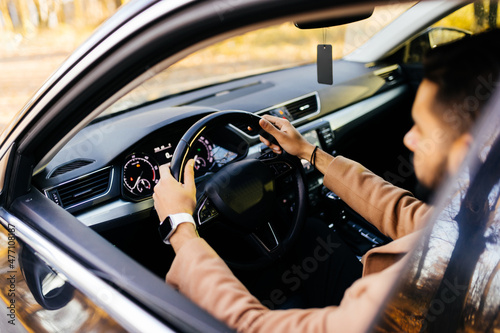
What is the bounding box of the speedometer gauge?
[191,136,214,176]
[123,153,159,198]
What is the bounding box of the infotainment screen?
[303,130,321,148]
[301,130,321,173]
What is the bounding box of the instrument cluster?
[122,135,238,200]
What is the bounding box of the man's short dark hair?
[423,29,500,135]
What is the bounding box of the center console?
[298,122,392,257]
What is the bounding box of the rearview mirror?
[295,9,374,29]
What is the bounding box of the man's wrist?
[300,143,317,161]
[170,223,198,252]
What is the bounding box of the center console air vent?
[45,167,112,210]
[284,94,319,120]
[48,159,95,178]
[232,92,320,136]
[258,92,320,122]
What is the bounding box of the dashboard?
[33,60,408,233]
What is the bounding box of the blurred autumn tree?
[0,0,129,34]
[0,0,130,125]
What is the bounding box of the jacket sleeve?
[322,156,430,240]
[166,237,401,333]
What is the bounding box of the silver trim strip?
[252,222,279,252]
[373,64,399,78]
[0,210,174,333]
[76,198,153,227]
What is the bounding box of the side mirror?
[20,244,75,310]
[402,27,471,64]
[427,27,472,47]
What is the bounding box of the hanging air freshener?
[317,29,333,85]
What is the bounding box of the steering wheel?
[170,111,307,269]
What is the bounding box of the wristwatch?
[158,213,196,245]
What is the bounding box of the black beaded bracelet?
[310,145,319,167]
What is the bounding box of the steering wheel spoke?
[195,195,220,226]
[251,221,280,253]
[260,153,294,178]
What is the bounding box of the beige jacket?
[167,156,431,332]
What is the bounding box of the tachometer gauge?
[191,136,214,176]
[123,153,159,198]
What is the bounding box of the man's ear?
[448,132,473,175]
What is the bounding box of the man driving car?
[153,29,500,332]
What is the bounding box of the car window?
[432,1,499,32]
[400,1,500,64]
[372,97,500,332]
[99,3,413,118]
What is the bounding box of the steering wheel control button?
[268,162,291,177]
[259,151,278,160]
[198,198,219,224]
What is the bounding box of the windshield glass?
[100,3,413,118]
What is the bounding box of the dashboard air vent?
[49,159,95,178]
[231,92,320,137]
[285,94,319,120]
[46,168,111,209]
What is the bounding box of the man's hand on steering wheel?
[260,115,334,176]
[153,159,198,251]
[153,111,308,268]
[259,115,315,160]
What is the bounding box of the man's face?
[404,79,459,191]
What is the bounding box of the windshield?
[100,3,413,118]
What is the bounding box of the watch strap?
[159,213,196,245]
